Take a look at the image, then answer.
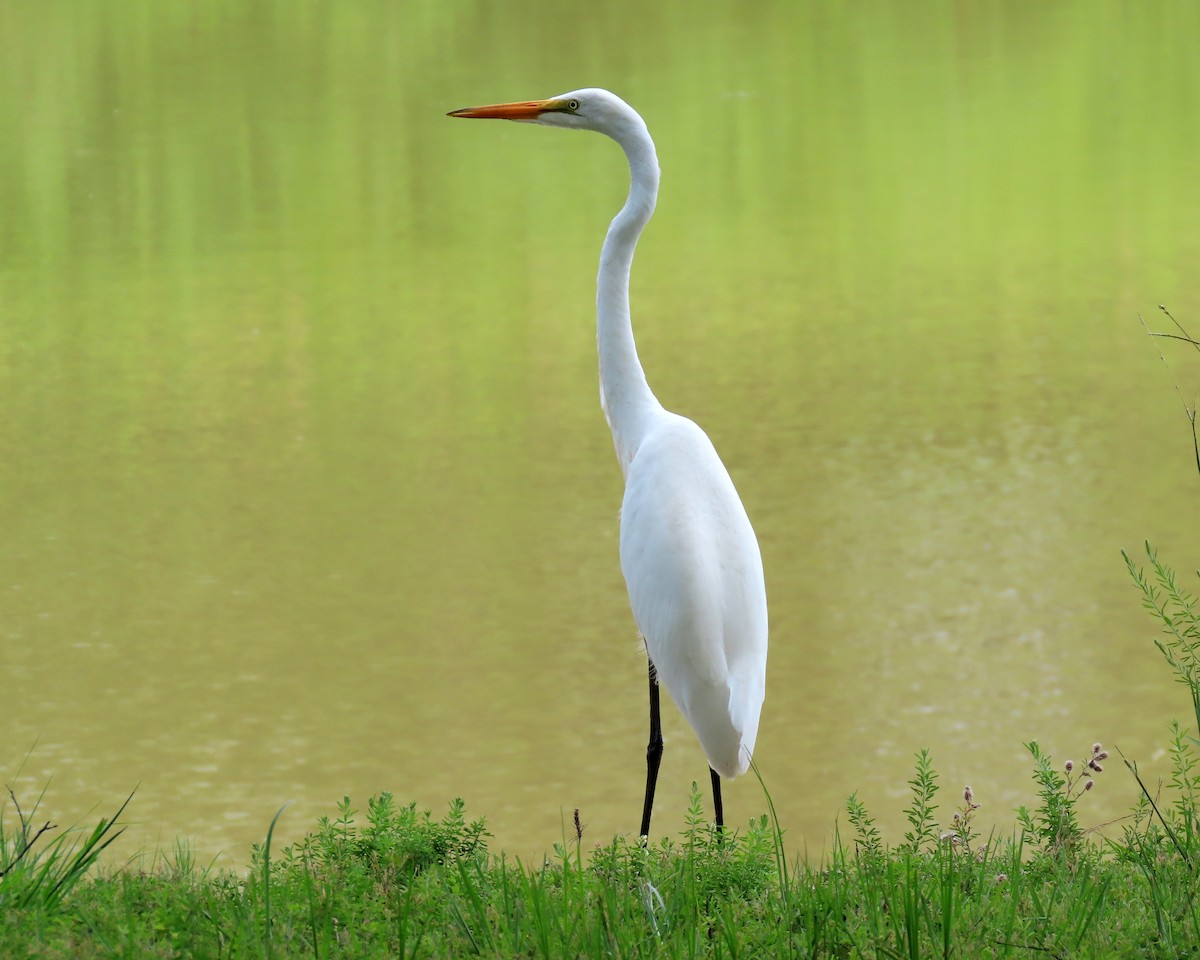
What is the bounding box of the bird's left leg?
[639,658,664,839]
[709,767,724,841]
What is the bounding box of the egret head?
[448,88,643,140]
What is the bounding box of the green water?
[3,1,1199,863]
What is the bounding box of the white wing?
[618,412,768,778]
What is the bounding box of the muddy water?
[2,1,1199,863]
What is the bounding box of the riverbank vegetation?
[3,542,1198,958]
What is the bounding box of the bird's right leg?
[710,766,725,843]
[639,657,664,839]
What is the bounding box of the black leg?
[710,766,724,840]
[639,659,664,838]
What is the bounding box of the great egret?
[448,89,767,837]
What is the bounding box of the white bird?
[449,89,767,837]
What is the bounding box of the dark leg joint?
[646,731,663,764]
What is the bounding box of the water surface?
[2,1,1200,863]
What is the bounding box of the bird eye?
[567,99,580,111]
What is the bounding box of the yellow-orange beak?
[447,98,565,121]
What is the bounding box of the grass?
[2,543,1199,958]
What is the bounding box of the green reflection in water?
[2,1,1199,863]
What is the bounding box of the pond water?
[3,1,1200,865]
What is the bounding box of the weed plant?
[0,775,131,914]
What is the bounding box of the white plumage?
[449,88,768,833]
[620,412,767,779]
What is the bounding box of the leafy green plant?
[1121,543,1200,879]
[1124,541,1200,735]
[1016,740,1106,854]
[284,793,489,885]
[1166,720,1200,844]
[846,791,882,861]
[902,747,940,854]
[589,781,776,912]
[946,784,982,854]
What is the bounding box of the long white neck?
[597,117,663,475]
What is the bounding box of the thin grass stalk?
[940,846,954,960]
[748,760,789,902]
[1118,747,1192,866]
[260,802,289,960]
